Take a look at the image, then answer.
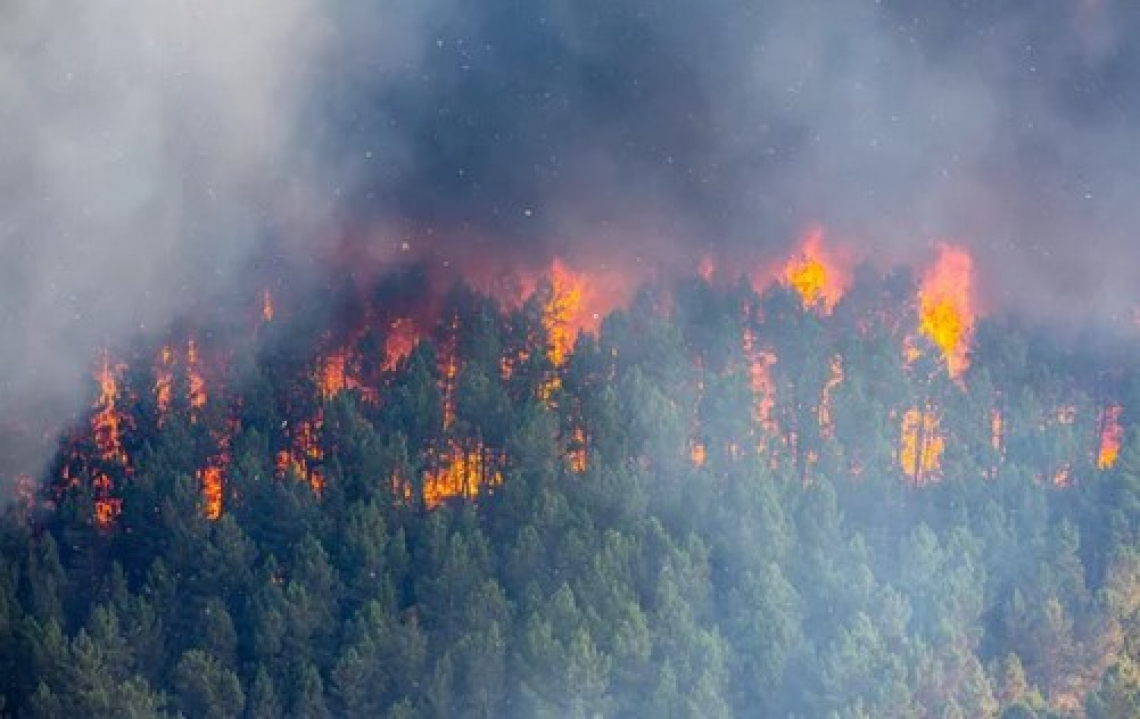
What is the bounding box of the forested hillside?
[0,253,1137,718]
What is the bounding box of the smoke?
[0,1,330,474]
[323,0,1140,319]
[2,1,1138,479]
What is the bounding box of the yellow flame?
[900,406,945,483]
[917,244,975,378]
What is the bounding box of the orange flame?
[276,419,325,495]
[917,244,975,378]
[187,338,207,414]
[819,354,845,438]
[155,345,174,421]
[689,441,707,467]
[781,227,850,314]
[93,355,128,466]
[91,354,130,528]
[197,465,223,520]
[742,327,778,435]
[900,406,945,484]
[1097,404,1124,470]
[423,440,503,508]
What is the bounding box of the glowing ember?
[1097,404,1124,470]
[261,289,275,322]
[187,338,207,414]
[155,345,175,421]
[818,354,845,438]
[742,327,778,435]
[991,408,1004,452]
[781,227,850,314]
[900,406,945,484]
[689,440,707,467]
[917,244,975,379]
[567,426,588,473]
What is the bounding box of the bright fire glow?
[781,227,850,314]
[276,419,325,495]
[197,465,223,520]
[900,406,945,483]
[423,440,503,508]
[917,244,976,379]
[1097,404,1124,470]
[92,354,129,528]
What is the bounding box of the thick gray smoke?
[1,0,1137,480]
[0,1,331,475]
[328,0,1139,319]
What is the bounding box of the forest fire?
[1097,404,1124,470]
[90,355,130,528]
[47,244,1134,531]
[276,419,325,495]
[423,440,504,509]
[818,354,845,438]
[93,355,128,467]
[917,244,976,379]
[781,227,850,314]
[900,406,945,484]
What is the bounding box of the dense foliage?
[0,271,1137,718]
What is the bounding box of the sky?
[0,0,1137,477]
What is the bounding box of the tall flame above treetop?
[781,227,850,314]
[918,243,976,379]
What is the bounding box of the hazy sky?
[1,0,1137,476]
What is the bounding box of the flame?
[423,440,503,508]
[1097,404,1124,470]
[155,345,175,421]
[383,318,420,372]
[1053,464,1073,487]
[92,472,121,529]
[317,346,361,400]
[917,244,975,378]
[781,227,850,313]
[991,408,1004,452]
[567,426,588,473]
[93,354,128,466]
[261,289,275,322]
[818,354,845,437]
[276,419,325,495]
[899,406,945,483]
[742,327,778,435]
[187,338,207,414]
[545,259,586,369]
[198,465,223,520]
[689,441,707,467]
